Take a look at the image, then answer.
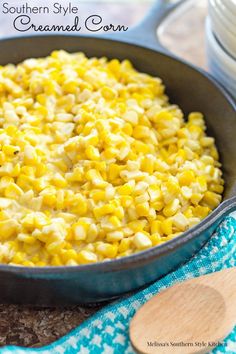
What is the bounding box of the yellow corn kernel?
[118,250,133,258]
[190,193,203,205]
[166,179,180,196]
[150,233,162,246]
[73,221,88,240]
[128,220,146,233]
[11,163,21,177]
[196,176,207,192]
[0,219,19,239]
[5,125,17,136]
[24,145,38,165]
[84,133,99,146]
[17,233,36,244]
[119,195,133,208]
[34,178,48,193]
[209,184,224,194]
[136,202,149,217]
[51,255,63,266]
[2,145,20,156]
[183,206,193,218]
[161,218,172,235]
[188,112,204,125]
[123,110,138,125]
[0,198,12,209]
[200,137,214,147]
[193,205,210,218]
[202,191,222,209]
[4,183,23,198]
[133,141,150,154]
[52,159,67,174]
[154,159,169,173]
[123,123,133,136]
[52,173,67,188]
[90,190,105,202]
[0,163,13,177]
[16,174,32,190]
[71,195,88,215]
[118,238,131,253]
[21,213,35,229]
[178,170,195,186]
[105,185,115,200]
[133,125,150,139]
[46,241,64,254]
[164,232,182,241]
[108,164,122,181]
[176,148,187,162]
[133,232,152,249]
[0,152,5,165]
[141,157,154,174]
[66,167,83,182]
[20,166,34,177]
[109,215,121,228]
[34,213,50,228]
[108,58,120,74]
[151,201,164,211]
[210,147,219,160]
[181,186,192,199]
[157,215,165,221]
[172,212,189,231]
[95,161,106,173]
[150,220,162,235]
[85,146,100,161]
[43,193,57,207]
[94,204,115,219]
[114,206,124,219]
[84,243,95,252]
[188,217,201,227]
[103,147,118,160]
[62,249,78,263]
[0,211,10,222]
[66,259,78,266]
[87,224,99,242]
[101,86,116,100]
[135,193,149,204]
[106,231,124,242]
[86,169,106,187]
[12,252,24,264]
[163,199,180,217]
[63,80,78,94]
[77,250,98,264]
[117,183,133,195]
[96,243,118,258]
[35,261,47,267]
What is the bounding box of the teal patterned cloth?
[1,213,236,354]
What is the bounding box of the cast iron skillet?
[0,0,235,305]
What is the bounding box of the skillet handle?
[112,0,188,53]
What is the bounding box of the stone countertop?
[0,0,207,349]
[0,304,100,347]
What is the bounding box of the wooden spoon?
[130,267,236,354]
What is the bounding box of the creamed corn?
[0,51,224,266]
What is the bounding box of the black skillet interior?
[0,0,235,305]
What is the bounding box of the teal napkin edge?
[1,214,236,354]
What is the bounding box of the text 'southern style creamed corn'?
[0,51,224,266]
